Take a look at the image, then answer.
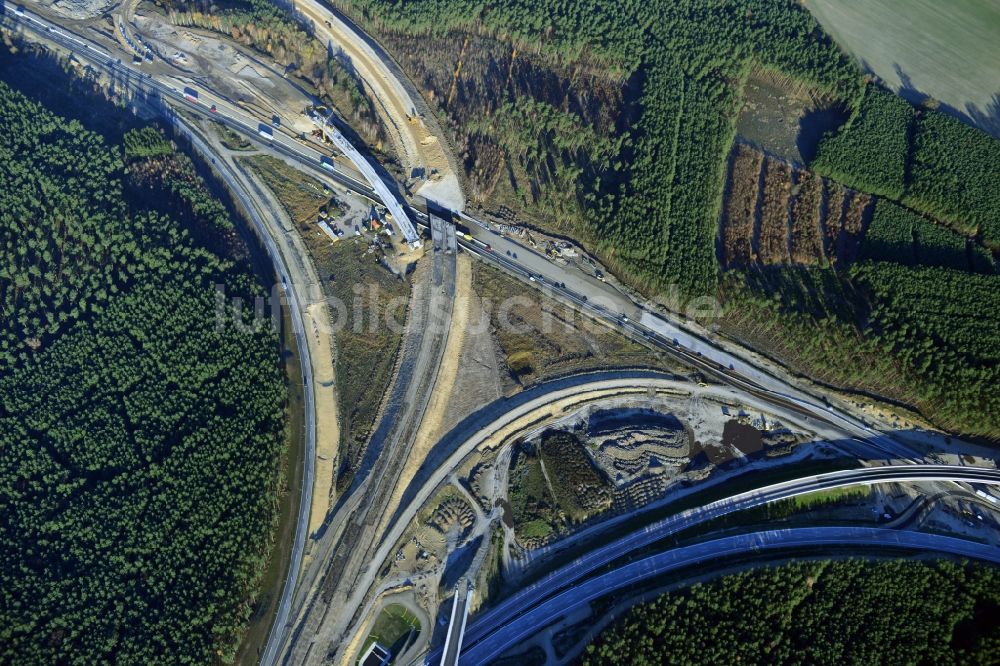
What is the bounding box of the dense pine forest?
[159,1,999,435]
[303,0,998,437]
[583,559,1000,665]
[810,84,1000,247]
[0,80,287,662]
[811,86,913,200]
[295,0,859,295]
[722,83,1000,438]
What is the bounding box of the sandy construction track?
[134,13,315,122]
[293,0,465,209]
[233,152,341,535]
[373,254,474,541]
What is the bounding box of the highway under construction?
[5,2,1000,665]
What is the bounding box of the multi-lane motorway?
[459,525,1000,664]
[338,369,864,630]
[2,2,380,192]
[5,5,995,666]
[2,0,914,462]
[451,223,910,455]
[426,463,1000,663]
[0,7,334,665]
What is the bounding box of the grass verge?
[234,265,306,665]
[359,604,420,663]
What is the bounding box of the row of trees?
[584,559,1000,665]
[596,0,857,294]
[860,200,993,273]
[730,83,1000,437]
[331,0,645,70]
[811,82,1000,248]
[163,0,327,72]
[0,83,288,662]
[309,0,861,296]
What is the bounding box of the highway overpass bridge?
[1,0,925,466]
[8,10,995,666]
[426,463,1000,664]
[456,525,1000,664]
[439,580,472,666]
[313,113,422,248]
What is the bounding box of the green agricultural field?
[806,0,1000,135]
[362,604,420,659]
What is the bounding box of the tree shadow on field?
[890,62,1000,139]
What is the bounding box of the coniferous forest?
[302,0,999,437]
[169,0,859,295]
[2,0,1000,660]
[584,560,1000,665]
[0,80,287,662]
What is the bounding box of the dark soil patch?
[496,498,514,528]
[588,408,684,434]
[722,419,764,455]
[736,75,848,165]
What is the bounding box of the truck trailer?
[975,489,999,505]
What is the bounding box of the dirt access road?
[289,0,465,209]
[201,127,342,536]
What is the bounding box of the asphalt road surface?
[5,2,902,464]
[4,10,977,666]
[453,222,908,456]
[459,526,1000,664]
[440,581,472,666]
[436,464,1000,664]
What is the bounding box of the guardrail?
[313,113,421,248]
